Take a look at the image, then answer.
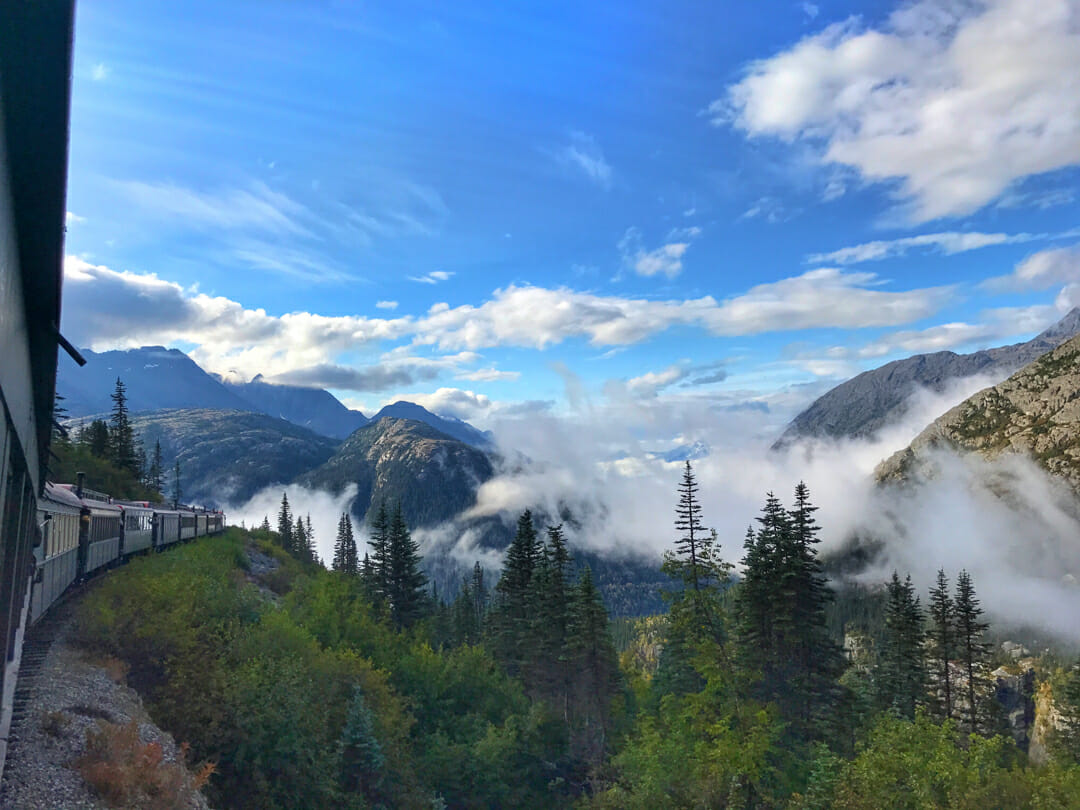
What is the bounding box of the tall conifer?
[955,569,990,734]
[928,569,955,721]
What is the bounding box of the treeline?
[587,462,1080,808]
[50,380,173,501]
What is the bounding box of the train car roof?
[40,482,84,511]
[114,501,154,512]
[83,499,122,515]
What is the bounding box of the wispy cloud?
[375,300,399,310]
[808,231,1044,266]
[551,131,613,189]
[409,270,454,285]
[618,226,694,278]
[983,245,1080,292]
[65,211,86,226]
[91,63,109,81]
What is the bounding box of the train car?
[81,497,123,576]
[0,0,76,779]
[153,507,181,549]
[117,502,154,555]
[30,483,82,623]
[179,510,197,542]
[208,512,225,535]
[196,512,208,538]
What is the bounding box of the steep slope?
[58,346,251,416]
[125,409,338,507]
[370,401,493,448]
[298,417,494,528]
[774,308,1080,448]
[876,334,1080,493]
[220,374,368,439]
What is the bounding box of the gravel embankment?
[0,610,213,810]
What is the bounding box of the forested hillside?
[72,462,1080,809]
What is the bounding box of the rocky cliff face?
[876,334,1080,492]
[775,308,1080,448]
[298,417,494,528]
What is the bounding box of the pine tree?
[471,561,486,629]
[83,419,110,458]
[148,440,164,495]
[109,377,139,474]
[295,516,308,562]
[338,685,385,802]
[367,501,391,605]
[567,566,621,766]
[259,515,271,533]
[333,514,348,572]
[489,510,543,675]
[386,503,427,629]
[527,525,574,710]
[877,572,927,719]
[673,460,710,592]
[928,569,955,721]
[305,513,316,562]
[277,492,293,552]
[343,514,358,575]
[172,459,182,507]
[955,569,991,735]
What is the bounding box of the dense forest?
[74,460,1080,809]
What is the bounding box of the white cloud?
[409,270,454,284]
[65,211,85,226]
[375,300,399,310]
[985,244,1080,292]
[808,230,1041,265]
[553,131,613,189]
[720,0,1080,222]
[801,2,820,20]
[625,365,690,396]
[91,63,109,81]
[618,226,693,278]
[386,387,492,421]
[456,368,521,382]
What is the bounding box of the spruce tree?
[955,569,990,735]
[877,572,927,719]
[277,492,293,552]
[490,510,542,675]
[673,460,709,592]
[109,377,139,474]
[343,514,358,576]
[338,685,385,802]
[333,514,348,572]
[367,501,391,605]
[568,566,621,765]
[83,419,111,458]
[386,503,427,629]
[928,569,956,721]
[148,440,165,495]
[294,516,309,562]
[471,561,486,629]
[528,525,573,711]
[172,459,182,507]
[260,515,270,533]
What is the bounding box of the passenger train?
[32,479,226,623]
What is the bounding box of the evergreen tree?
[471,561,486,629]
[52,391,69,442]
[295,516,309,562]
[172,459,182,507]
[451,576,481,646]
[259,515,270,533]
[338,685,385,803]
[877,572,927,719]
[386,502,427,629]
[277,492,293,552]
[109,377,140,474]
[567,566,621,766]
[489,510,543,675]
[333,514,349,572]
[527,525,574,710]
[673,460,710,592]
[955,569,991,735]
[367,501,392,605]
[927,569,956,721]
[83,418,110,458]
[343,514,358,576]
[148,440,164,495]
[305,513,316,562]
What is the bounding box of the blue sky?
[61,0,1080,431]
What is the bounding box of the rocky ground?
[0,602,213,810]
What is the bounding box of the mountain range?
[774,308,1080,448]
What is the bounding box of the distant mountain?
[58,346,252,417]
[876,333,1080,494]
[124,408,338,508]
[370,401,493,448]
[220,374,368,439]
[298,417,494,528]
[657,440,710,462]
[774,308,1080,448]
